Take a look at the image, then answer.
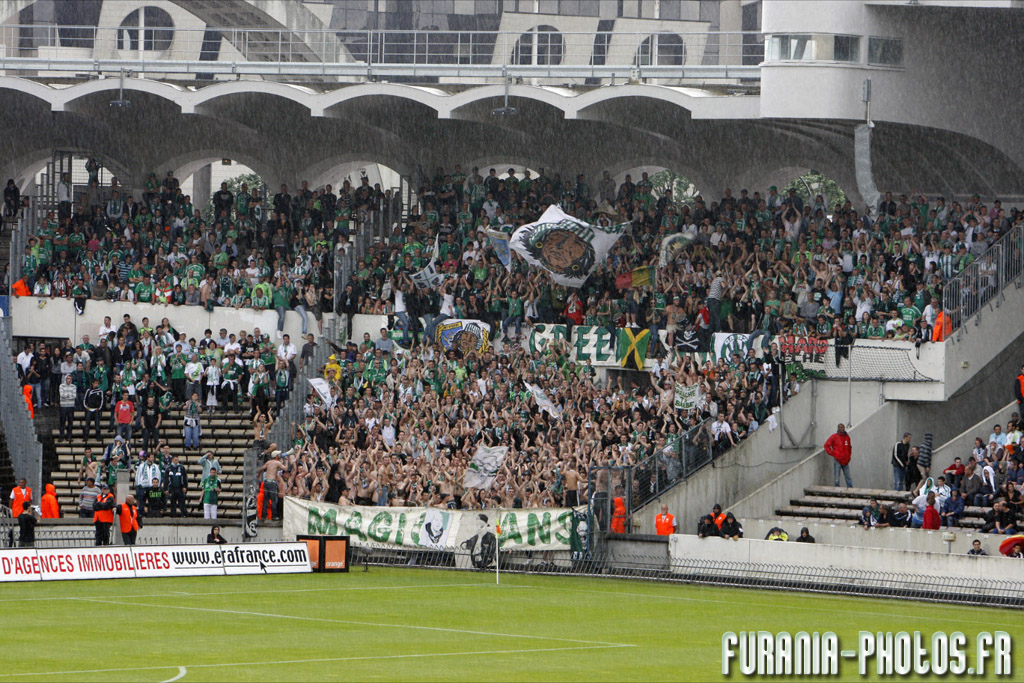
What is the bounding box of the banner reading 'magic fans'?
[0,543,311,583]
[284,497,582,553]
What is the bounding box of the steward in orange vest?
[610,487,627,533]
[93,485,116,546]
[655,505,677,535]
[10,479,32,517]
[119,496,140,546]
[40,483,60,519]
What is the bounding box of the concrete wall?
[943,282,1024,400]
[644,377,905,532]
[740,517,1002,555]
[670,535,1024,579]
[931,401,1018,467]
[37,518,283,545]
[9,295,331,345]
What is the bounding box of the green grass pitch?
[0,568,1020,682]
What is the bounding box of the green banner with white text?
[284,497,583,552]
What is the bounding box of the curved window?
[513,26,563,66]
[117,7,174,53]
[636,34,685,66]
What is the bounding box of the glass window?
[474,0,499,13]
[513,25,563,65]
[768,34,812,61]
[868,37,903,66]
[636,34,685,67]
[833,35,860,63]
[660,0,682,21]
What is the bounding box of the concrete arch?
[157,149,278,192]
[5,147,132,195]
[301,154,414,191]
[444,84,575,120]
[0,77,58,109]
[187,81,319,116]
[51,78,187,113]
[462,156,554,179]
[573,84,759,121]
[319,84,447,119]
[601,157,717,201]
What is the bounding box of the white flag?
[464,444,508,489]
[524,381,562,419]
[510,205,626,288]
[307,377,335,408]
[411,237,445,290]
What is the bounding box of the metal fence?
[0,317,43,497]
[0,24,763,82]
[348,543,1024,609]
[942,222,1024,334]
[629,422,713,512]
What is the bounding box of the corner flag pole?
[491,524,499,581]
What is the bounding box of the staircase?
[0,428,15,503]
[775,485,988,530]
[46,407,253,519]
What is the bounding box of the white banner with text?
[0,543,311,582]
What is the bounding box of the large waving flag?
[617,327,651,370]
[524,381,562,419]
[510,205,626,288]
[615,266,656,290]
[487,230,513,271]
[464,444,508,489]
[411,236,444,290]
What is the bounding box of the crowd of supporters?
[9,162,1018,517]
[875,407,1024,534]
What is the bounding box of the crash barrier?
[0,542,310,582]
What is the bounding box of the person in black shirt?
[207,525,228,544]
[140,395,162,453]
[18,505,38,547]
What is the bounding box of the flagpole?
[495,521,501,585]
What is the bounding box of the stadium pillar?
[193,163,212,211]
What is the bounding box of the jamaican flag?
[617,327,651,370]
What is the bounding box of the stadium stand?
[3,155,1019,530]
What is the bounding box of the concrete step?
[803,486,913,502]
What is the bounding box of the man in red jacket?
[824,423,853,488]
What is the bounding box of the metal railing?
[0,318,43,497]
[942,223,1024,334]
[0,25,763,82]
[349,543,1024,609]
[630,422,713,512]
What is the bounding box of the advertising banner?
[0,543,311,583]
[285,497,583,552]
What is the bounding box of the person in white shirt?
[16,342,34,375]
[922,298,940,328]
[381,416,396,448]
[276,334,297,390]
[98,316,117,341]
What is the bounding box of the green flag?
[617,327,650,371]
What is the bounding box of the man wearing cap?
[93,484,116,546]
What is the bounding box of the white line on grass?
[509,582,1024,628]
[0,645,624,679]
[160,666,186,683]
[0,582,499,604]
[70,596,635,649]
